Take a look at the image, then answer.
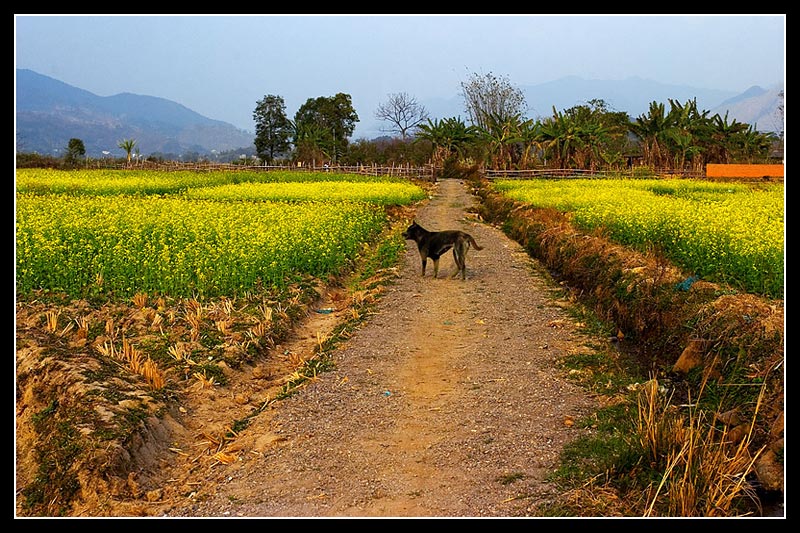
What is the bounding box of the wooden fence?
[89,160,438,181]
[483,168,704,179]
[81,161,783,182]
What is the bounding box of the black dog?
[402,221,483,280]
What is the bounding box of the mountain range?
[528,76,783,132]
[15,69,255,159]
[15,68,783,159]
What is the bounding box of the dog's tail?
[467,235,483,250]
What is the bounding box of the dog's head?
[402,221,422,241]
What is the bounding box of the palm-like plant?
[669,99,708,170]
[630,102,670,168]
[539,107,583,168]
[577,122,610,171]
[518,119,543,168]
[117,138,137,167]
[706,112,748,164]
[415,117,479,167]
[734,125,778,163]
[414,118,448,167]
[480,112,526,170]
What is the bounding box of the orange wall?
[706,164,784,178]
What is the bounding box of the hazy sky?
[14,14,786,138]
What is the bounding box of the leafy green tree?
[344,138,385,164]
[253,94,293,163]
[581,99,632,169]
[117,138,137,166]
[64,138,86,167]
[631,98,713,171]
[292,121,330,163]
[629,98,778,170]
[294,93,359,163]
[541,99,628,171]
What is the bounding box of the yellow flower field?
[493,178,784,298]
[16,170,424,299]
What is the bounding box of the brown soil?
[17,179,601,517]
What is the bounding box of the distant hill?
[15,69,255,158]
[709,85,784,134]
[520,76,739,120]
[411,76,783,138]
[17,69,783,157]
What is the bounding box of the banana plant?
[415,117,480,167]
[479,112,527,170]
[117,138,138,167]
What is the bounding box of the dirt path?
[156,178,598,517]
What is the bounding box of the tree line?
[18,71,782,172]
[254,72,782,173]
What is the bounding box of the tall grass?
[636,377,765,516]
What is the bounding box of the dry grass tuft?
[637,377,765,516]
[192,369,217,389]
[96,336,167,390]
[44,310,59,333]
[75,315,90,340]
[132,292,148,309]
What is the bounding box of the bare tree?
[460,71,527,132]
[375,92,430,140]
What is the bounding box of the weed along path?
[161,178,599,518]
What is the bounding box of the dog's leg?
[451,243,466,280]
[433,258,440,278]
[450,249,460,279]
[421,257,427,277]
